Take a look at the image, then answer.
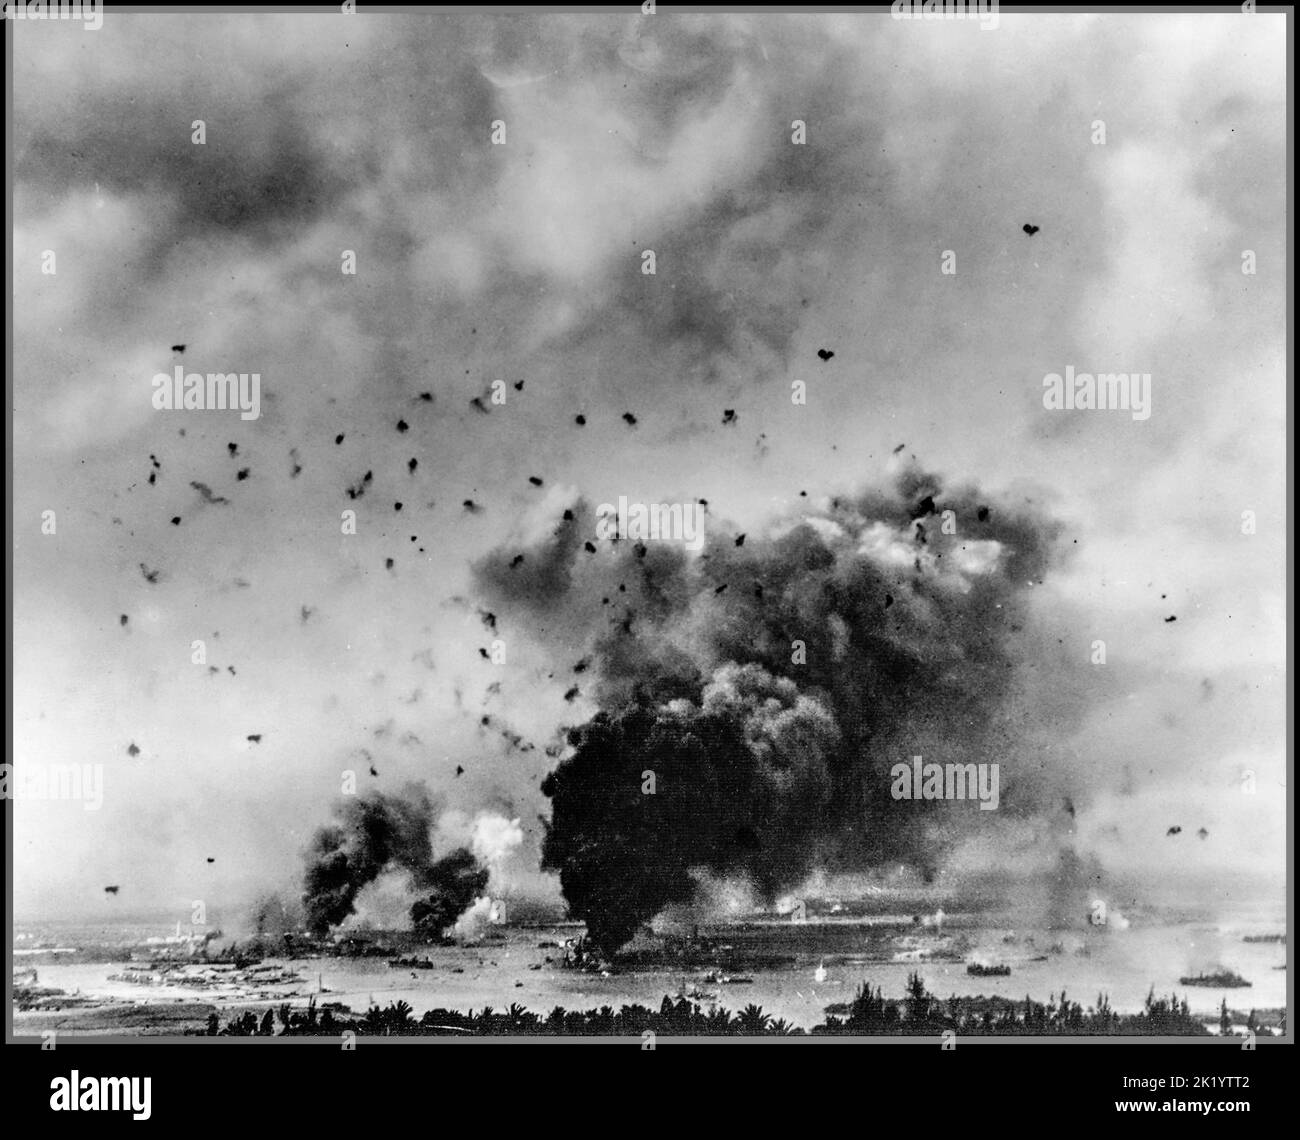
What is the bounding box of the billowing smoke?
[476,464,1074,953]
[540,664,840,951]
[409,849,490,941]
[436,810,526,889]
[302,784,488,938]
[427,811,525,940]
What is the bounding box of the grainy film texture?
[9,4,1288,1040]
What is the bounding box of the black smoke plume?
[411,849,490,941]
[302,785,487,938]
[477,465,1071,954]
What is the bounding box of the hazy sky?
[12,11,1286,924]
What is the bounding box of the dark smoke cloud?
[302,784,486,937]
[540,663,839,952]
[410,849,490,941]
[477,464,1073,952]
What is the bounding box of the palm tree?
[507,1002,537,1031]
[736,1004,771,1034]
[705,1006,734,1034]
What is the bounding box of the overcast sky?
[12,11,1286,924]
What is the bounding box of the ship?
[1179,970,1250,988]
[107,966,169,985]
[677,977,718,1002]
[966,963,1011,977]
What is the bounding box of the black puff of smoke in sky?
[477,466,1067,953]
[302,784,486,937]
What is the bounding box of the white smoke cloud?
[436,810,525,895]
[451,896,495,942]
[471,813,525,870]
